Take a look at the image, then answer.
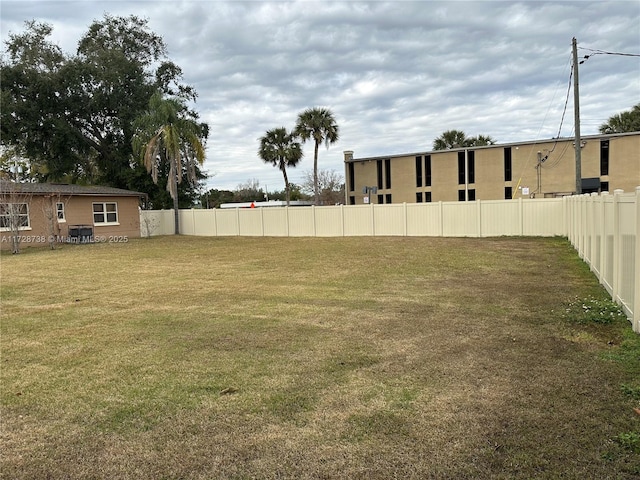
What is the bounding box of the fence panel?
[262,208,288,236]
[480,200,521,237]
[343,205,373,236]
[215,209,240,236]
[406,203,442,236]
[522,199,564,236]
[565,188,639,332]
[315,206,344,237]
[238,209,264,236]
[287,207,315,237]
[373,204,405,236]
[442,202,478,237]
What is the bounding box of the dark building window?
[505,187,512,199]
[458,152,465,185]
[415,156,423,187]
[385,194,392,204]
[425,155,432,186]
[385,159,391,189]
[348,163,355,191]
[425,192,432,203]
[377,194,383,204]
[468,189,476,201]
[458,189,466,201]
[504,147,512,181]
[377,160,383,189]
[600,140,609,176]
[416,192,423,203]
[349,196,355,205]
[468,151,475,184]
[601,181,609,192]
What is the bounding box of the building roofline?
[345,131,640,163]
[0,180,146,197]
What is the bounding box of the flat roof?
[345,131,639,163]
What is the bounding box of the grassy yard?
[1,236,638,479]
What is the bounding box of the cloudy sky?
[2,1,639,192]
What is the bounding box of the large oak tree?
[1,15,208,206]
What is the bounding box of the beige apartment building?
[343,132,639,204]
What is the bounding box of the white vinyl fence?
[565,188,640,332]
[141,191,640,332]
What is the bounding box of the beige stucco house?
[0,180,144,250]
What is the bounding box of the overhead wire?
[511,53,573,196]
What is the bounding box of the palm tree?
[599,103,640,134]
[294,107,339,205]
[258,127,303,206]
[466,134,496,147]
[433,129,468,150]
[132,92,207,234]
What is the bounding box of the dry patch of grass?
[1,236,638,479]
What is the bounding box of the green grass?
[1,236,639,479]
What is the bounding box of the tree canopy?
[300,169,344,205]
[1,15,208,206]
[132,93,207,233]
[599,104,640,134]
[432,130,496,150]
[258,127,303,206]
[294,108,339,205]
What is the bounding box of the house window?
[385,159,391,189]
[349,195,355,205]
[504,147,512,181]
[348,163,355,192]
[377,160,383,189]
[600,140,609,176]
[385,194,392,204]
[600,182,609,193]
[416,192,423,203]
[415,156,423,187]
[505,187,513,199]
[458,190,466,201]
[468,189,476,201]
[425,192,432,203]
[56,202,65,221]
[93,202,118,224]
[0,203,30,231]
[377,194,383,204]
[425,155,432,186]
[458,152,465,185]
[468,151,475,184]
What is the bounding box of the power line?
[578,47,640,64]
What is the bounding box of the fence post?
[371,202,375,236]
[598,192,608,284]
[403,202,408,237]
[612,189,623,305]
[476,199,482,237]
[439,201,444,237]
[634,187,640,333]
[286,206,290,237]
[518,197,524,236]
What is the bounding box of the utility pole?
[572,37,582,194]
